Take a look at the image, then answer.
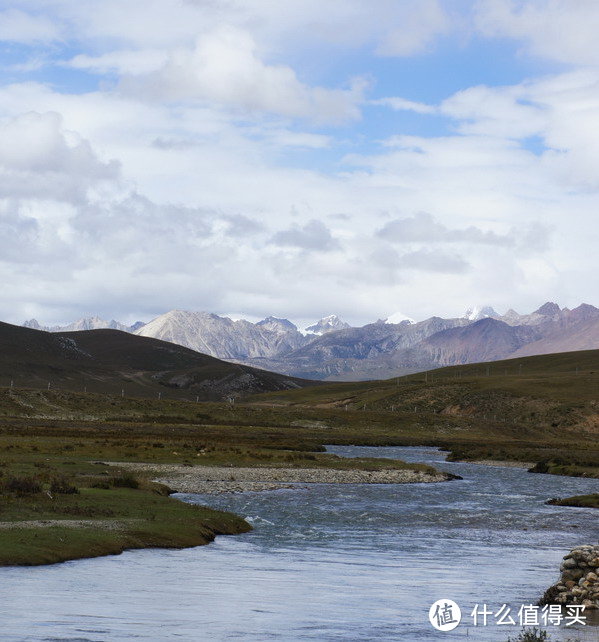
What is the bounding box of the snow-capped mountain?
[463,306,500,321]
[384,312,416,325]
[304,315,351,335]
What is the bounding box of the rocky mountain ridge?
[21,303,599,381]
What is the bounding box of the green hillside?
[0,321,315,401]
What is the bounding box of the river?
[0,446,598,641]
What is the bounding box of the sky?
[0,0,598,328]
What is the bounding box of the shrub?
[111,474,139,489]
[529,460,549,473]
[90,480,110,490]
[50,476,79,494]
[4,476,42,495]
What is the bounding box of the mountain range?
[2,321,311,400]
[22,302,599,381]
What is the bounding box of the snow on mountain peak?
[304,315,350,335]
[464,305,499,321]
[384,311,416,325]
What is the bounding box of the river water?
[0,446,598,641]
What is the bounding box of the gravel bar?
[111,462,453,494]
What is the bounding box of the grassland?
[250,349,599,477]
[0,388,445,566]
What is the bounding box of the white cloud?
[475,0,599,66]
[270,219,340,252]
[1,1,599,326]
[11,1,457,61]
[119,27,364,124]
[375,0,450,56]
[0,9,60,44]
[371,97,437,114]
[396,248,470,273]
[0,111,119,203]
[67,50,169,75]
[378,212,514,246]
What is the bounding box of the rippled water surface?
[1,446,598,641]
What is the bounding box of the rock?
[540,544,599,609]
[561,568,584,581]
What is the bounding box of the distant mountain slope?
[511,316,599,357]
[134,310,308,359]
[393,318,541,367]
[24,316,142,333]
[0,321,314,400]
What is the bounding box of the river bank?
[0,475,251,567]
[463,459,535,468]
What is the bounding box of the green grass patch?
[546,493,599,509]
[0,484,251,566]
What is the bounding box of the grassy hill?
[0,321,317,401]
[253,349,599,431]
[249,349,599,476]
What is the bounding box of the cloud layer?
[0,0,597,327]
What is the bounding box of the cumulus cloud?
[378,212,514,246]
[0,111,119,202]
[475,0,599,66]
[0,201,41,263]
[221,213,265,238]
[0,112,117,176]
[0,9,60,44]
[397,248,470,273]
[25,0,456,57]
[371,97,437,114]
[270,219,340,251]
[119,27,364,124]
[375,0,450,56]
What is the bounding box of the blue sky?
[0,1,598,327]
